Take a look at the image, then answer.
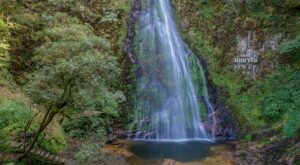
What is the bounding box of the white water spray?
[130,0,216,141]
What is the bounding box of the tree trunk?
[22,109,40,150]
[19,110,56,160]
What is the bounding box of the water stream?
[130,0,216,141]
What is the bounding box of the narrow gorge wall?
[172,0,300,135]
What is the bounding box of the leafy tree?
[20,13,125,159]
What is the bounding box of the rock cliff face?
[199,58,237,141]
[234,31,280,79]
[124,0,141,64]
[202,103,237,141]
[172,0,283,80]
[171,0,286,131]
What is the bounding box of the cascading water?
[130,0,216,141]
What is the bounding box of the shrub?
[37,124,67,154]
[75,143,104,163]
[0,100,33,151]
[282,110,300,137]
[0,100,32,129]
[64,115,107,138]
[262,69,300,136]
[279,34,300,65]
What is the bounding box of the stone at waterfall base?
[203,103,237,141]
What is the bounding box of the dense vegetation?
[0,0,130,164]
[173,0,300,138]
[0,0,299,164]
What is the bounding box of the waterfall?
[130,0,216,141]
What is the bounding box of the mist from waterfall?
[130,0,216,141]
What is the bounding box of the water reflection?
[128,141,214,162]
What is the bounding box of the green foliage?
[3,162,27,165]
[0,0,131,160]
[280,34,300,54]
[48,0,74,6]
[282,111,300,137]
[18,12,125,157]
[279,34,300,64]
[25,12,125,114]
[37,125,67,154]
[47,0,131,22]
[64,115,107,138]
[180,25,265,130]
[75,142,104,163]
[173,0,300,136]
[0,100,32,129]
[0,100,34,151]
[0,17,10,81]
[225,0,265,13]
[262,70,300,136]
[241,134,253,142]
